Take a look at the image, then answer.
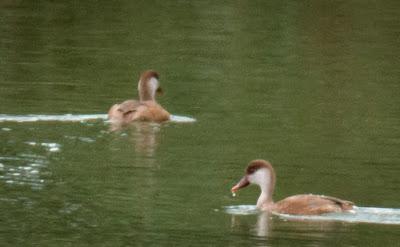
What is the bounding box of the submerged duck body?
[108,70,170,124]
[231,160,354,215]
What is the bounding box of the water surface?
[1,0,400,246]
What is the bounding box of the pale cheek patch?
[148,78,159,94]
[249,169,270,188]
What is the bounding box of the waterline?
[224,205,400,225]
[0,114,196,123]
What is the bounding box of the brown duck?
[108,70,170,124]
[231,160,354,215]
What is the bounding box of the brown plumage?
[231,160,354,215]
[108,70,170,125]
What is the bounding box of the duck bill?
[231,176,250,193]
[156,87,164,96]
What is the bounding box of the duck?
[231,160,354,215]
[108,70,170,124]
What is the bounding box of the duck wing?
[319,195,354,210]
[274,194,354,215]
[108,100,143,124]
[116,100,142,116]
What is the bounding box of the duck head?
[231,160,276,207]
[138,70,164,101]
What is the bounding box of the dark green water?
[1,1,400,246]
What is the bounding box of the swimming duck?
[108,70,170,124]
[231,160,354,215]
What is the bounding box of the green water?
[1,0,400,246]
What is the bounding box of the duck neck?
[138,77,158,102]
[256,169,275,208]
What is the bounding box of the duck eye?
[156,87,163,93]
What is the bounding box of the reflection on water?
[0,114,108,122]
[0,114,196,123]
[1,0,399,245]
[229,211,272,238]
[120,122,161,157]
[0,113,195,159]
[0,151,51,190]
[225,205,400,227]
[254,212,273,237]
[26,142,61,152]
[278,206,400,225]
[0,113,195,192]
[225,205,259,215]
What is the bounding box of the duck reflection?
[229,211,344,239]
[108,120,164,170]
[230,212,273,237]
[117,122,162,158]
[254,212,272,237]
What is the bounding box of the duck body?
[108,70,170,125]
[272,194,354,215]
[231,160,354,215]
[108,100,170,124]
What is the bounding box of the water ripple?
[0,142,57,189]
[0,114,196,123]
[0,114,107,122]
[224,205,400,225]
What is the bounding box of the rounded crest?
[246,160,273,175]
[140,70,159,81]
